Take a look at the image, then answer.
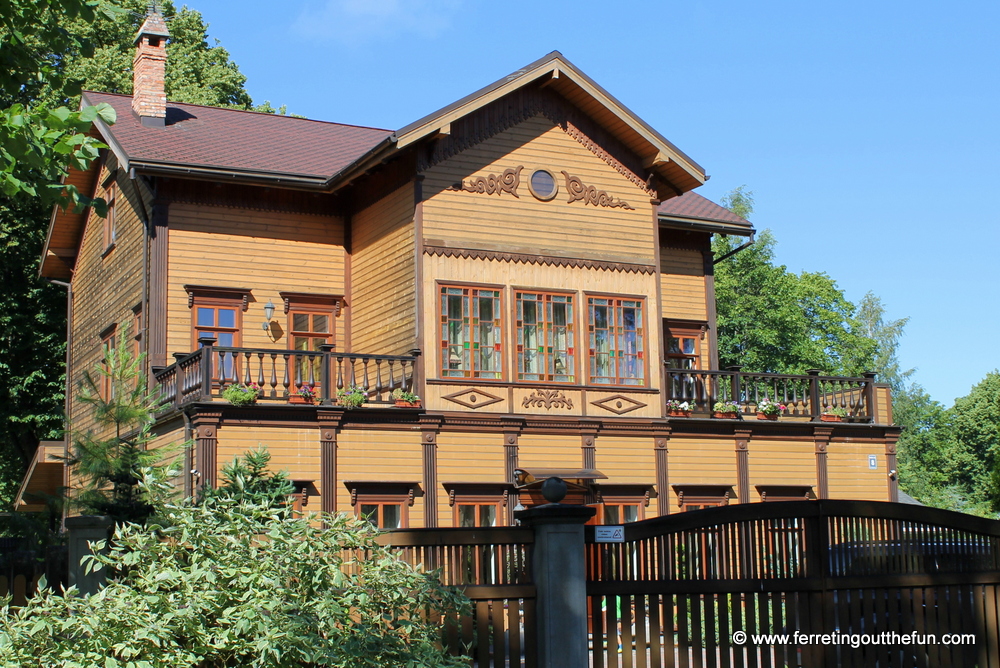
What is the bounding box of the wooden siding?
[420,253,663,407]
[336,429,424,526]
[217,426,320,483]
[421,114,654,265]
[875,384,893,424]
[69,156,147,436]
[350,184,416,355]
[166,203,346,356]
[592,437,659,513]
[436,432,507,523]
[517,435,582,470]
[659,248,707,322]
[666,436,738,502]
[827,442,887,501]
[748,439,816,491]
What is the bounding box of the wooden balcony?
[152,340,419,411]
[664,366,880,422]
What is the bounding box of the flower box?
[669,410,692,418]
[395,399,422,408]
[820,414,843,422]
[289,394,315,405]
[713,411,739,419]
[757,413,778,421]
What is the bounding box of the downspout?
[46,278,72,528]
[130,169,152,376]
[712,233,755,265]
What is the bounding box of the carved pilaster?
[654,428,671,516]
[814,426,833,499]
[318,412,342,516]
[193,413,221,489]
[503,423,521,525]
[735,429,751,504]
[421,416,442,527]
[885,434,899,503]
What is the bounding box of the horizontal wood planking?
[350,185,416,355]
[425,383,510,413]
[69,157,146,437]
[421,252,662,397]
[748,439,816,490]
[516,434,582,470]
[827,442,886,500]
[590,437,659,512]
[167,203,346,355]
[217,426,320,481]
[660,248,708,322]
[421,115,654,264]
[875,385,893,424]
[667,436,738,494]
[436,432,508,525]
[337,429,424,526]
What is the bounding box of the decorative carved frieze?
[442,387,504,409]
[449,166,523,197]
[591,394,646,415]
[522,389,573,410]
[561,172,634,210]
[423,246,656,275]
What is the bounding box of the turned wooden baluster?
[374,359,384,400]
[361,358,371,397]
[282,353,291,398]
[387,360,397,393]
[336,356,345,392]
[269,353,278,398]
[256,352,265,390]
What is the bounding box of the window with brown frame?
[345,481,420,529]
[280,293,341,389]
[102,180,117,254]
[99,325,117,401]
[440,285,502,380]
[588,296,645,386]
[444,483,514,527]
[593,484,655,524]
[186,287,248,350]
[672,484,733,512]
[515,291,575,383]
[663,321,705,371]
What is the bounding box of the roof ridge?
[82,90,392,132]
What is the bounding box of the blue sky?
[185,0,999,406]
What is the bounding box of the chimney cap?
[133,8,170,45]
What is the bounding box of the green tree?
[1,0,269,512]
[69,327,180,524]
[856,292,914,391]
[209,446,295,510]
[0,494,469,667]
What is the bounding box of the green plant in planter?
[665,400,692,412]
[222,382,261,406]
[391,388,421,404]
[713,400,740,414]
[757,398,786,416]
[824,406,849,417]
[337,384,366,409]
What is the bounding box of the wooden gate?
[378,526,537,667]
[585,500,1000,668]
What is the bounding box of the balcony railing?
[153,340,418,410]
[664,366,877,421]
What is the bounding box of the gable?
[421,113,656,266]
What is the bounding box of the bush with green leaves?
[0,490,470,667]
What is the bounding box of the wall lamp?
[262,300,275,331]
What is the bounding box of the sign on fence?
[594,526,624,543]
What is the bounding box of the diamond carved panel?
[591,394,646,416]
[442,387,504,410]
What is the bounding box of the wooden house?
[17,11,902,526]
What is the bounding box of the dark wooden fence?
[585,500,1000,668]
[377,527,537,667]
[0,539,67,607]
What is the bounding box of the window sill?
[101,242,116,259]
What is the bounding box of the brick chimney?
[132,8,170,127]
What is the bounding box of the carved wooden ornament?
[522,389,573,410]
[450,166,523,198]
[561,172,635,210]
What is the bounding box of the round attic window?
[528,169,558,201]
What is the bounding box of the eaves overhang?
[659,214,756,237]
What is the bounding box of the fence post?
[516,496,596,668]
[727,365,743,405]
[65,515,113,595]
[320,344,336,405]
[862,371,877,421]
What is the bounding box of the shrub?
[222,382,261,406]
[0,492,469,667]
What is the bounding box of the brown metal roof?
[85,91,392,180]
[658,191,754,236]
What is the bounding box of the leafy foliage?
[209,446,295,510]
[69,327,181,524]
[0,494,470,667]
